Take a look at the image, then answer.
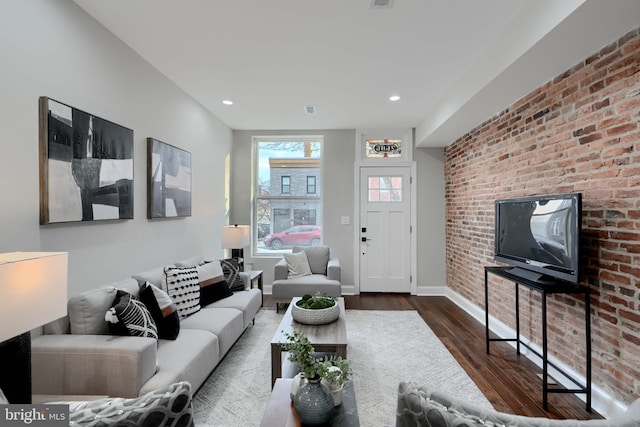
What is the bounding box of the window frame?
[252,135,324,257]
[281,176,291,194]
[306,176,317,194]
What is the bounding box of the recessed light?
[222,100,233,105]
[389,95,401,102]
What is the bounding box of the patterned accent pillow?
[68,381,194,427]
[221,258,245,291]
[197,261,232,305]
[105,290,158,339]
[164,266,201,319]
[139,281,181,340]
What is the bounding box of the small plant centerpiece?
[281,330,334,423]
[282,330,353,408]
[319,355,352,406]
[292,293,340,325]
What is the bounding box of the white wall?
[230,130,356,290]
[231,129,448,294]
[0,0,231,297]
[414,147,447,292]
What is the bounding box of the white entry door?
[359,166,411,293]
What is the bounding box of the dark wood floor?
[263,293,601,420]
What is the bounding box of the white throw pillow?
[284,251,312,279]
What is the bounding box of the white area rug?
[193,308,492,427]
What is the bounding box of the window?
[306,176,316,194]
[368,176,403,202]
[253,136,323,254]
[281,176,291,194]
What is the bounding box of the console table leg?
[542,292,548,410]
[485,269,490,354]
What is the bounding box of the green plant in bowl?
[296,293,336,309]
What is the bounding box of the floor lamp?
[0,252,68,403]
[221,225,250,271]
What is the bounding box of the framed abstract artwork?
[147,138,192,219]
[39,97,134,224]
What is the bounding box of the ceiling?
[72,0,640,147]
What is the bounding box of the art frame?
[39,97,134,225]
[147,138,192,219]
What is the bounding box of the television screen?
[494,193,582,283]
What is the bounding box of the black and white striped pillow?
[106,290,158,339]
[164,266,201,319]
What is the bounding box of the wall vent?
[370,0,394,9]
[304,105,317,115]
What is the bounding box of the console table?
[484,266,591,410]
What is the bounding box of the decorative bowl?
[292,299,340,325]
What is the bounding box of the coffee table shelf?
[260,378,360,427]
[271,297,347,387]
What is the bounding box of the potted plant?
[281,330,334,424]
[292,293,340,325]
[319,355,352,406]
[282,330,352,407]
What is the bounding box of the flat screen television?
[494,193,582,283]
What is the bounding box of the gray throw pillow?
[68,381,194,426]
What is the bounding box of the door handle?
[361,237,371,242]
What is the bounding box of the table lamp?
[221,225,250,271]
[0,252,68,403]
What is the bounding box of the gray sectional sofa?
[31,255,262,399]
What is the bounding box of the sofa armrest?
[32,334,158,398]
[274,258,289,280]
[327,257,341,282]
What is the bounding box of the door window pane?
[367,176,403,202]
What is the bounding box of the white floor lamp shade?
[0,251,68,403]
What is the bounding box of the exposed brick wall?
[444,28,640,405]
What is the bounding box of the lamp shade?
[0,252,68,342]
[221,225,250,249]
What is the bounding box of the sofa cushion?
[197,261,232,305]
[174,256,205,267]
[221,258,245,291]
[284,251,312,279]
[139,329,219,396]
[293,246,330,275]
[132,266,171,290]
[206,288,262,329]
[67,381,194,427]
[68,278,141,335]
[139,282,180,340]
[68,287,116,335]
[164,266,201,319]
[180,307,244,358]
[106,290,158,339]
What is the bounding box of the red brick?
[444,28,640,403]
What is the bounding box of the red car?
[263,225,321,249]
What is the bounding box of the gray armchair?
[396,381,640,427]
[271,246,341,312]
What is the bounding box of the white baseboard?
[445,288,629,419]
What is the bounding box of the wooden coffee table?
[260,378,360,427]
[271,297,347,387]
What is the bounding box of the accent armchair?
[396,381,640,427]
[271,246,341,312]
